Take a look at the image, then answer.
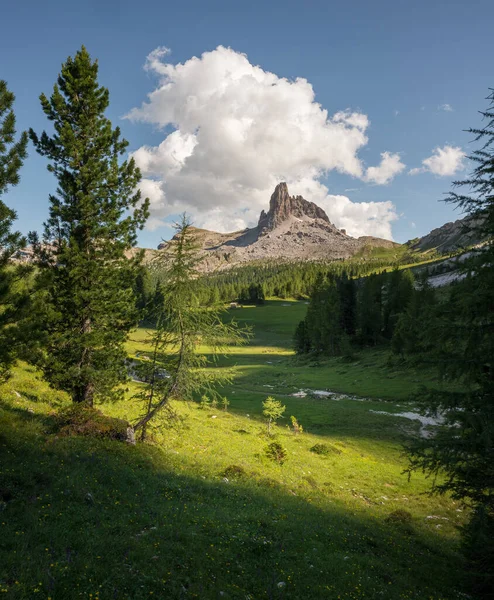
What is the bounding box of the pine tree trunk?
[76,316,94,407]
[82,382,94,407]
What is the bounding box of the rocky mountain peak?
[257,182,331,232]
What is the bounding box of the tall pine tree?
[358,273,383,346]
[29,47,149,405]
[0,81,28,379]
[407,89,494,598]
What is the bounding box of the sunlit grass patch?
[0,299,466,598]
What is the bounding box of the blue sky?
[2,0,493,247]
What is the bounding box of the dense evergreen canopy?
[29,47,149,405]
[406,89,494,598]
[0,80,28,379]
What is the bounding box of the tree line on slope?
[134,248,445,318]
[292,268,436,356]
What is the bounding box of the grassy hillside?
[0,301,467,599]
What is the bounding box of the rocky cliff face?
[411,214,487,252]
[257,182,332,233]
[158,182,399,271]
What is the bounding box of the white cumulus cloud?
[127,46,403,238]
[409,145,466,177]
[438,103,454,112]
[365,152,406,185]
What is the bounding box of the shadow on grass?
[0,402,463,600]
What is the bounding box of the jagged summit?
[257,182,331,233]
[154,182,399,271]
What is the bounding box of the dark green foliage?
[0,81,28,379]
[307,277,342,354]
[157,244,440,308]
[296,275,350,356]
[310,443,342,455]
[55,403,129,441]
[239,282,265,305]
[391,276,436,357]
[222,465,247,479]
[337,272,357,336]
[382,269,414,339]
[297,266,423,357]
[292,264,428,358]
[0,81,27,198]
[385,509,413,525]
[28,47,149,405]
[406,88,494,598]
[461,505,494,599]
[358,273,383,346]
[293,319,310,353]
[264,441,287,464]
[134,268,153,314]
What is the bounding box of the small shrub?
[262,397,286,435]
[385,509,413,525]
[199,395,211,409]
[210,398,218,409]
[221,396,230,411]
[265,441,287,465]
[55,404,129,441]
[290,415,303,434]
[222,465,247,480]
[310,443,342,456]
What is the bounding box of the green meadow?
[0,300,466,599]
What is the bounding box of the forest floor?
[0,300,468,599]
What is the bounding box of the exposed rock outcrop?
[258,182,332,233]
[411,214,487,252]
[158,182,400,271]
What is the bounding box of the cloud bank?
[409,145,465,177]
[127,46,402,239]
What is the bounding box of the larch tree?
[262,396,286,436]
[132,215,248,441]
[0,80,28,379]
[29,46,149,406]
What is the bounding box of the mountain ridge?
[16,184,485,271]
[158,182,399,271]
[409,213,487,252]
